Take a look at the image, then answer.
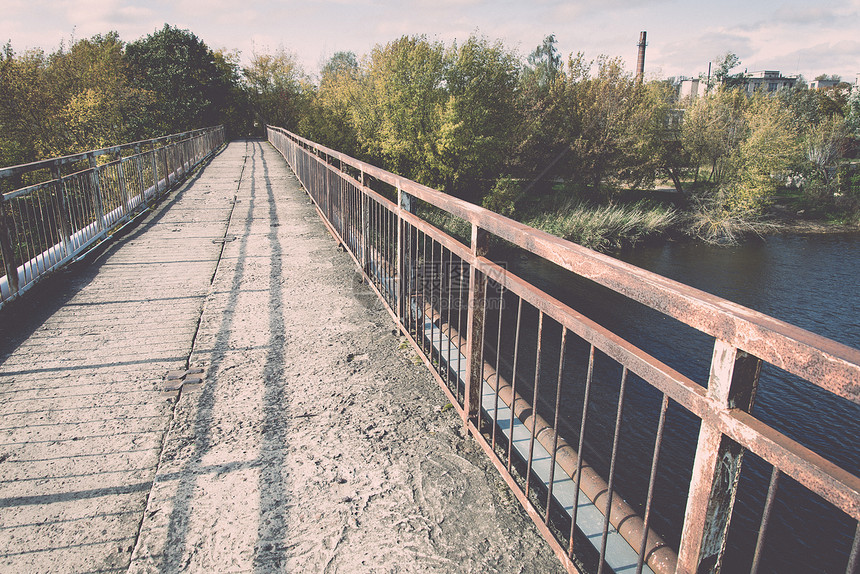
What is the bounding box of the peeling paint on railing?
[267,125,860,574]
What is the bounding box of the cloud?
[772,5,849,26]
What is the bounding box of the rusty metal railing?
[0,126,225,309]
[268,125,860,574]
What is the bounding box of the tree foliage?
[126,25,232,135]
[1,26,857,237]
[243,47,309,132]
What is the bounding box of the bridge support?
[677,340,762,573]
[464,225,489,424]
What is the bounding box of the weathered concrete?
[0,143,244,573]
[0,141,564,573]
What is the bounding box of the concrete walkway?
[0,141,563,573]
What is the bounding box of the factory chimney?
[636,31,647,83]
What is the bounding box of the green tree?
[681,87,748,183]
[0,44,55,165]
[212,49,255,138]
[723,93,798,212]
[299,51,360,155]
[48,32,146,152]
[243,46,309,133]
[125,24,230,135]
[524,34,561,91]
[846,89,860,136]
[436,35,520,198]
[712,52,747,89]
[566,55,640,189]
[1,33,150,164]
[624,80,691,193]
[352,36,447,185]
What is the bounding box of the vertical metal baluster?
[846,521,860,574]
[491,282,505,451]
[598,367,629,574]
[430,240,438,372]
[50,165,71,262]
[637,393,670,574]
[507,297,524,474]
[24,197,40,280]
[31,193,47,273]
[150,144,159,198]
[12,198,27,282]
[475,272,488,432]
[525,311,545,498]
[75,175,87,244]
[445,249,454,389]
[750,467,781,574]
[16,198,31,283]
[422,231,429,357]
[43,189,59,267]
[569,344,596,557]
[389,207,395,306]
[457,256,466,404]
[414,226,420,348]
[546,327,568,524]
[436,244,444,388]
[435,242,441,374]
[160,144,170,193]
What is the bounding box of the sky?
[2,0,859,84]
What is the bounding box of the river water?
[500,233,860,573]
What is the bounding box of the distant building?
[743,71,798,94]
[679,77,705,100]
[809,78,842,90]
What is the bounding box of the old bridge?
[0,126,858,574]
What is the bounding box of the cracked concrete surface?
[0,140,564,574]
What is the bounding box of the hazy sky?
[3,0,859,83]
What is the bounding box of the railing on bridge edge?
[268,125,860,574]
[0,126,226,309]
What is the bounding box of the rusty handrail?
[267,125,860,574]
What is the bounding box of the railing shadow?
[0,147,225,363]
[161,140,291,572]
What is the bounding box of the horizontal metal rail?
[267,125,860,574]
[0,126,225,309]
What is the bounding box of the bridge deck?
[0,141,563,573]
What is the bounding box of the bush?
[481,176,521,217]
[685,192,772,244]
[525,200,677,251]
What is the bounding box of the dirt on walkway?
[116,140,565,573]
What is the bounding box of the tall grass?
[525,200,678,251]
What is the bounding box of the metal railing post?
[360,171,369,270]
[464,225,489,423]
[676,340,762,573]
[50,164,73,257]
[134,145,145,205]
[87,153,106,232]
[0,196,19,295]
[161,142,170,191]
[117,157,131,218]
[149,140,159,198]
[324,161,331,221]
[397,188,413,324]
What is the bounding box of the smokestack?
[636,31,647,83]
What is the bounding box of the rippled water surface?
[502,233,860,573]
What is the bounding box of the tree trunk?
[666,167,684,194]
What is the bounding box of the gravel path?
[1,140,564,573]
